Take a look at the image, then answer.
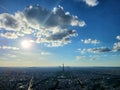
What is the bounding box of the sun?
[21,40,31,49]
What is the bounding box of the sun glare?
[21,40,31,49]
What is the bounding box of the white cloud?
[0,12,35,34]
[7,54,17,58]
[40,51,51,55]
[23,5,85,31]
[37,38,72,47]
[21,27,34,34]
[116,35,120,40]
[78,44,120,54]
[36,29,78,47]
[0,5,85,47]
[76,56,86,60]
[81,38,100,44]
[16,32,24,37]
[0,32,18,39]
[71,16,86,27]
[0,46,19,50]
[77,48,86,54]
[76,55,98,61]
[82,0,99,7]
[0,13,21,31]
[90,57,97,60]
[113,42,120,52]
[45,41,71,47]
[77,42,120,55]
[78,47,111,54]
[87,47,111,53]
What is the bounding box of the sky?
[0,0,120,67]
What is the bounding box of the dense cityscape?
[0,66,120,90]
[0,0,120,90]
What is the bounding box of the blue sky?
[0,0,120,67]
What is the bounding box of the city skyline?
[0,0,120,67]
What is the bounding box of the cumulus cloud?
[76,56,86,60]
[76,55,98,61]
[24,5,85,28]
[78,47,111,54]
[116,35,120,40]
[87,47,111,53]
[36,29,78,47]
[0,5,85,47]
[0,13,20,31]
[0,46,19,50]
[0,32,18,39]
[0,12,35,34]
[40,51,51,55]
[78,45,120,54]
[46,30,77,41]
[113,42,120,52]
[82,0,99,7]
[36,37,71,47]
[77,48,86,54]
[81,38,100,44]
